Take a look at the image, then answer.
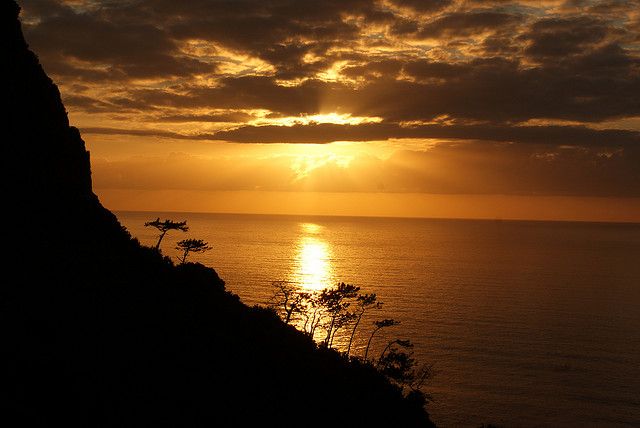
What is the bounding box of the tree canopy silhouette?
[266,281,433,407]
[319,282,360,348]
[176,238,212,264]
[365,318,401,361]
[269,281,310,324]
[347,292,381,357]
[144,217,188,250]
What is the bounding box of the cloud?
[22,4,216,81]
[417,11,522,39]
[154,112,253,123]
[210,122,640,146]
[124,76,332,116]
[521,16,619,60]
[82,121,640,149]
[17,0,640,198]
[22,0,640,124]
[389,0,453,13]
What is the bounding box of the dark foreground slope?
[3,2,434,426]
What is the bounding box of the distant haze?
[101,190,640,223]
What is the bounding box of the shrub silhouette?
[347,292,381,357]
[144,217,188,250]
[318,282,360,348]
[269,280,310,324]
[176,238,212,264]
[365,318,401,361]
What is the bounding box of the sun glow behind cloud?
[249,112,383,127]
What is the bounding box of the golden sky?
[19,0,640,221]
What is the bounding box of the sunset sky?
[19,0,640,221]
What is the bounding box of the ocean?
[116,211,640,427]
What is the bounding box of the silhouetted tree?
[319,282,360,348]
[269,281,310,324]
[409,364,434,402]
[378,339,413,365]
[301,293,323,340]
[364,318,400,361]
[175,238,212,264]
[378,341,416,385]
[262,279,434,405]
[145,217,188,250]
[346,293,381,357]
[377,339,433,402]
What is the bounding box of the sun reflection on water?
[300,222,323,235]
[291,223,334,291]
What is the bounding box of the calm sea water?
[117,211,640,427]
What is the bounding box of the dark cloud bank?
[19,0,640,197]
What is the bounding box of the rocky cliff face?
[5,0,91,198]
[4,2,434,426]
[4,0,126,253]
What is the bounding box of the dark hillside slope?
[3,1,434,426]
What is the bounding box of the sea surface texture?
[118,212,640,427]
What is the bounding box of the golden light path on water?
[288,222,353,350]
[291,223,334,292]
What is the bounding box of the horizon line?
[113,208,640,226]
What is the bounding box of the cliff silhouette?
[4,2,434,426]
